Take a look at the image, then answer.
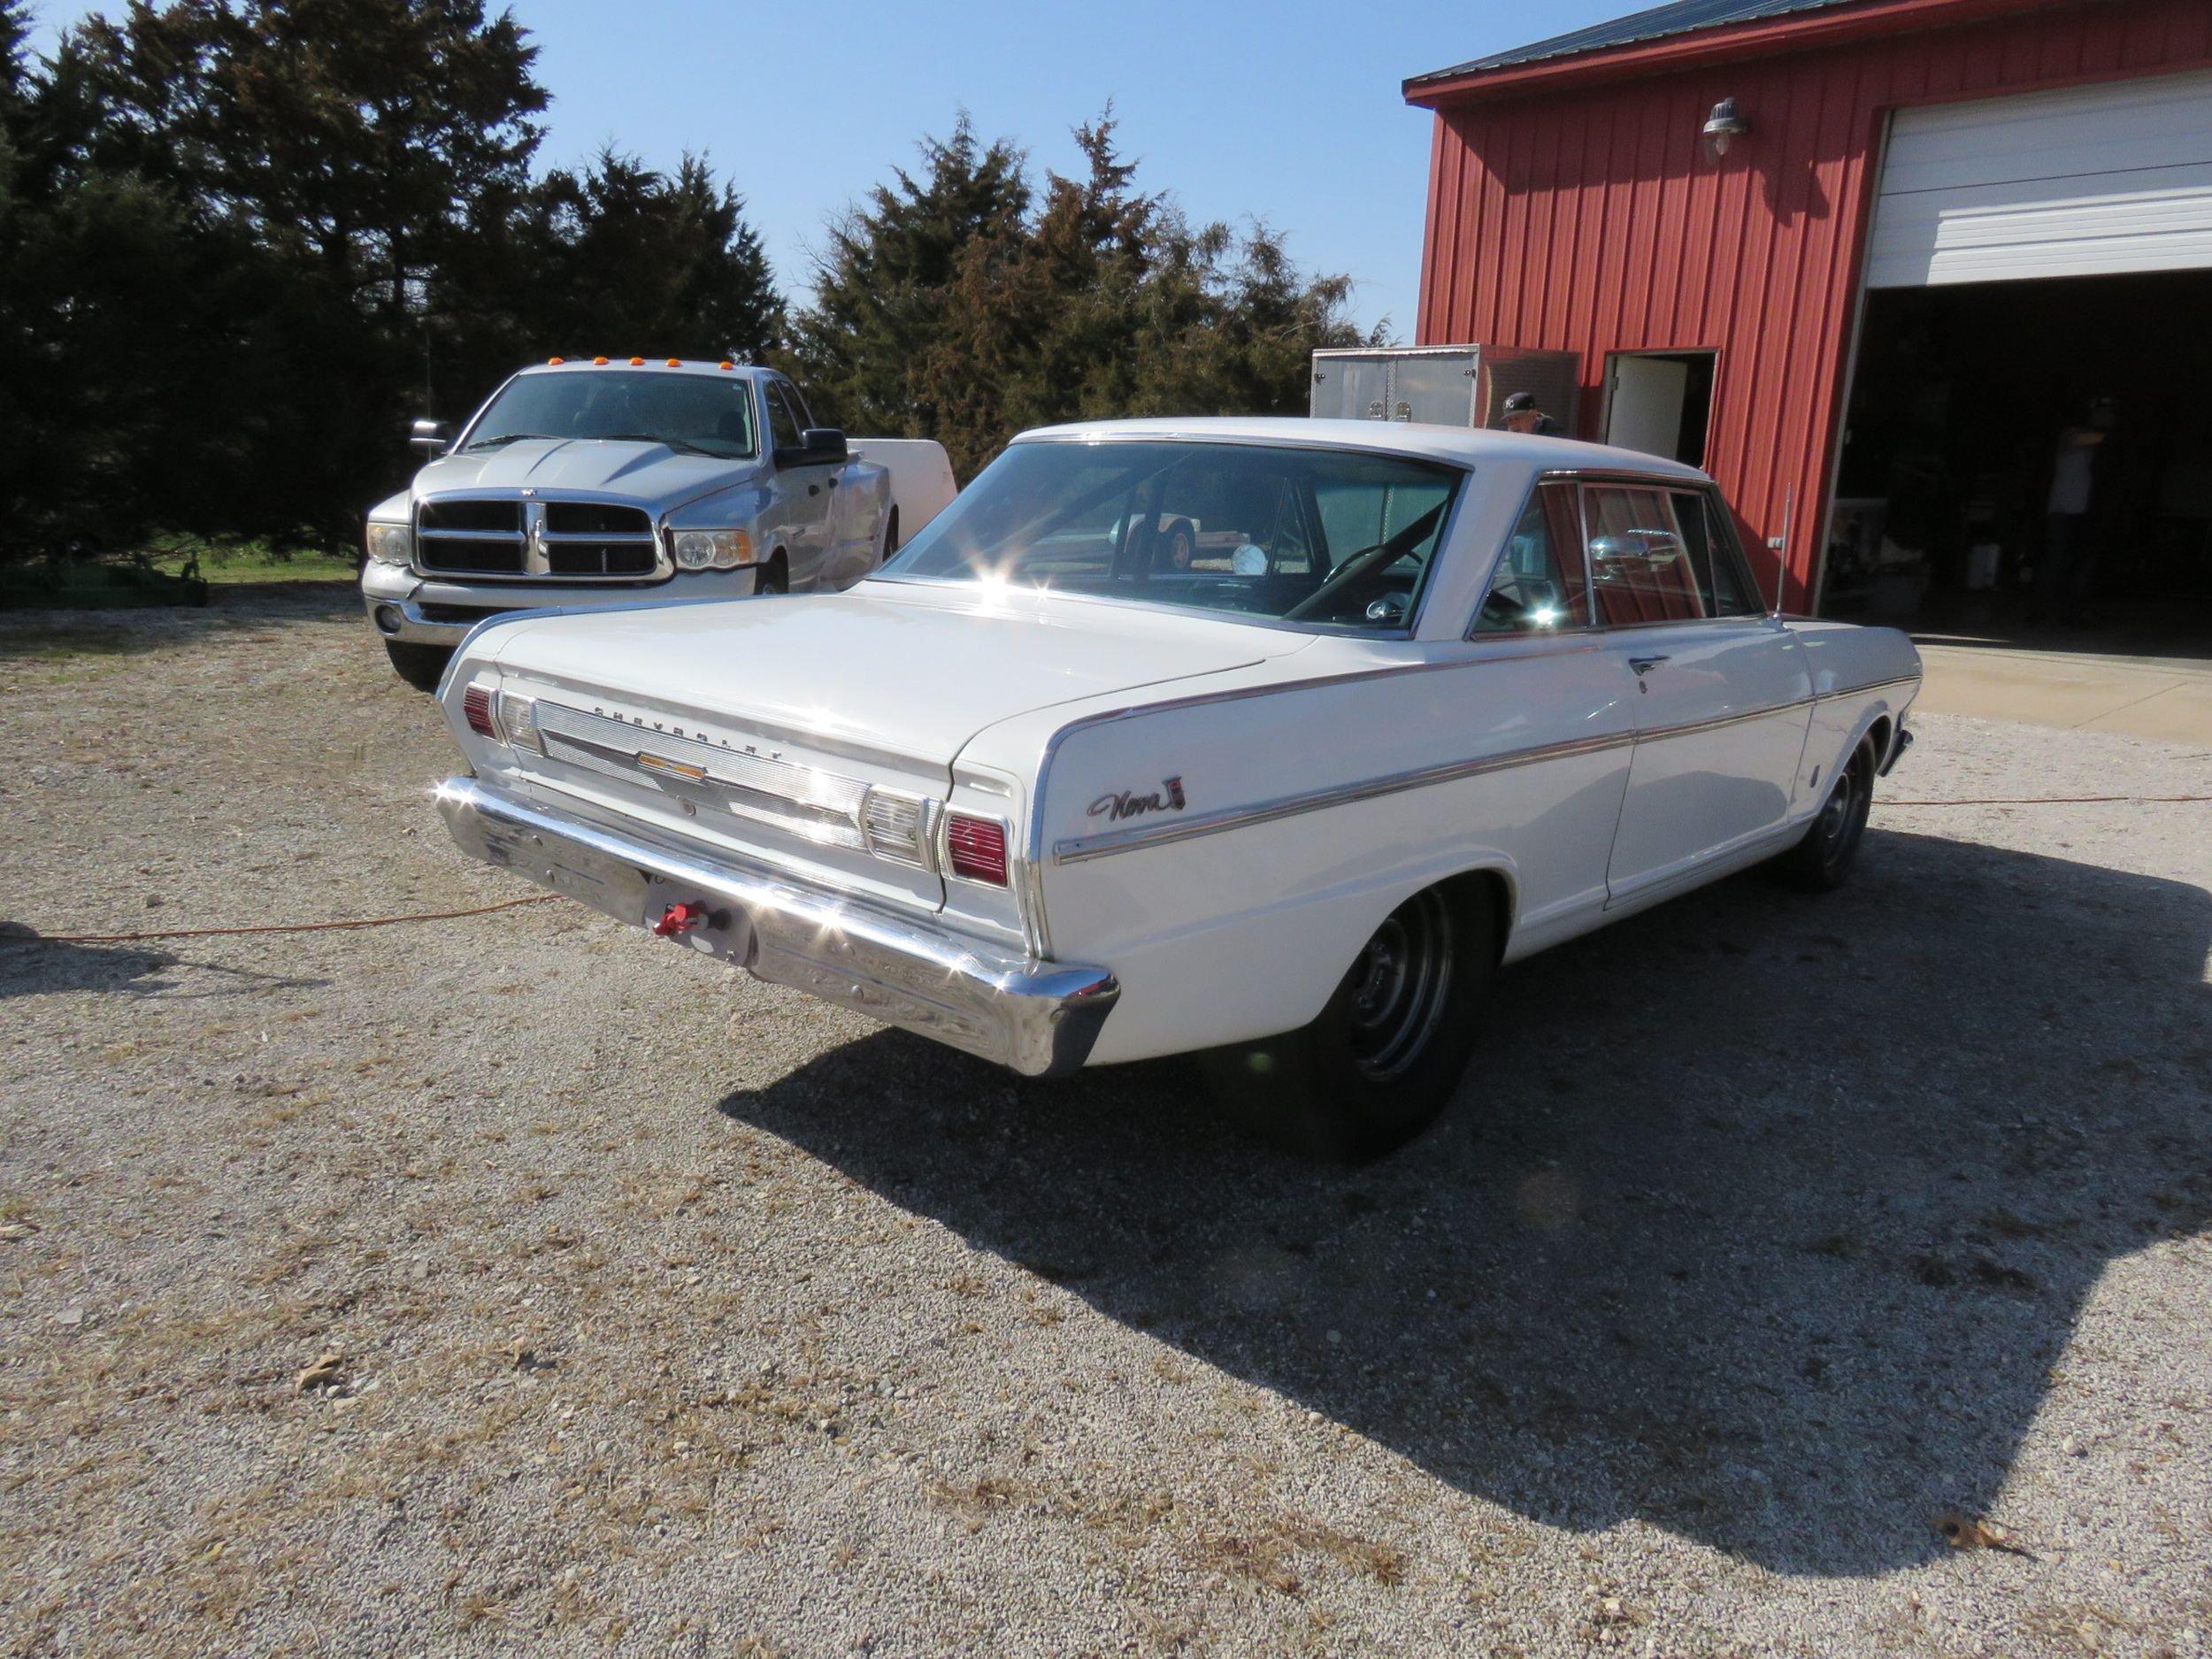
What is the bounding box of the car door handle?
[1629,655,1671,676]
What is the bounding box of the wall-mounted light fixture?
[1701,96,1751,159]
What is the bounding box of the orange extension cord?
[4,794,2206,949]
[4,894,558,948]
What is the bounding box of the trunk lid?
[479,581,1310,913]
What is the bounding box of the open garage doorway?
[1825,269,2212,657]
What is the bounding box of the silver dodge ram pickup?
[360,357,955,688]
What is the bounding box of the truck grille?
[415,498,665,581]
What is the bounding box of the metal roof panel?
[1409,0,1862,86]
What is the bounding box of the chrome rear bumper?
[434,775,1118,1078]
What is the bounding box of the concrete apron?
[1914,643,2212,741]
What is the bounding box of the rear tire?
[1776,734,1876,891]
[1202,880,1499,1161]
[383,639,451,692]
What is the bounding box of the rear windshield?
[879,440,1463,632]
[460,371,757,459]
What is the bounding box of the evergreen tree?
[789,113,1030,438]
[828,111,1377,480]
[513,150,783,367]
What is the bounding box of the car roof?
[512,359,767,380]
[1012,415,1714,484]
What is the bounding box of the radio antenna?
[1769,483,1794,618]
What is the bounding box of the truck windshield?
[461,371,757,459]
[879,439,1463,632]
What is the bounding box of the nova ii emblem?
[1088,776,1187,822]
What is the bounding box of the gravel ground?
[2,588,2208,1659]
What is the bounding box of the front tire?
[383,639,451,692]
[1202,880,1499,1161]
[1776,734,1876,890]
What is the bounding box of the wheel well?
[1438,867,1515,964]
[885,505,900,554]
[1863,715,1893,767]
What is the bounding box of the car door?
[1460,478,1641,948]
[763,379,833,587]
[1581,480,1813,902]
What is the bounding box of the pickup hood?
[414,437,752,509]
[480,581,1313,769]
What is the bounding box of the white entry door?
[1605,355,1692,460]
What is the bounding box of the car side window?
[1674,490,1761,617]
[764,382,803,453]
[1475,481,1587,633]
[777,378,817,430]
[1584,484,1704,626]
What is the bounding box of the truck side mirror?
[410,419,450,455]
[775,427,848,468]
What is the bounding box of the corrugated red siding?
[1416,0,2212,607]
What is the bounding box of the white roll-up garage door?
[1865,67,2212,288]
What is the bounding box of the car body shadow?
[715,828,2211,1577]
[0,933,331,1000]
[0,935,180,997]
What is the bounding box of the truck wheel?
[1201,879,1497,1161]
[1776,734,1876,891]
[383,640,451,692]
[757,555,787,595]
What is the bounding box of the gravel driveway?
[2,588,2208,1658]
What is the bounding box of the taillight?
[945,814,1009,886]
[496,689,540,752]
[462,683,496,739]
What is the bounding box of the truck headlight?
[365,521,413,565]
[672,529,755,571]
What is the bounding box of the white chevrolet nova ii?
[434,419,1920,1156]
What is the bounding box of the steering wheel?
[1284,500,1448,623]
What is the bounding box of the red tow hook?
[651,901,710,938]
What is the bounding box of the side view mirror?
[410,419,449,455]
[1590,528,1684,565]
[775,427,848,468]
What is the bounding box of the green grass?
[0,536,354,611]
[145,534,356,587]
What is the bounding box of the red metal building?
[1406,0,2212,623]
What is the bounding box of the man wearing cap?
[1499,391,1560,436]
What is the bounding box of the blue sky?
[27,0,1624,338]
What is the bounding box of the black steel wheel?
[1345,887,1456,1080]
[1778,734,1877,891]
[1202,880,1498,1161]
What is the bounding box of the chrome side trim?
[1821,672,1920,701]
[1027,654,1916,870]
[1053,729,1635,864]
[1048,686,1847,867]
[436,775,1117,1077]
[1632,695,1816,744]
